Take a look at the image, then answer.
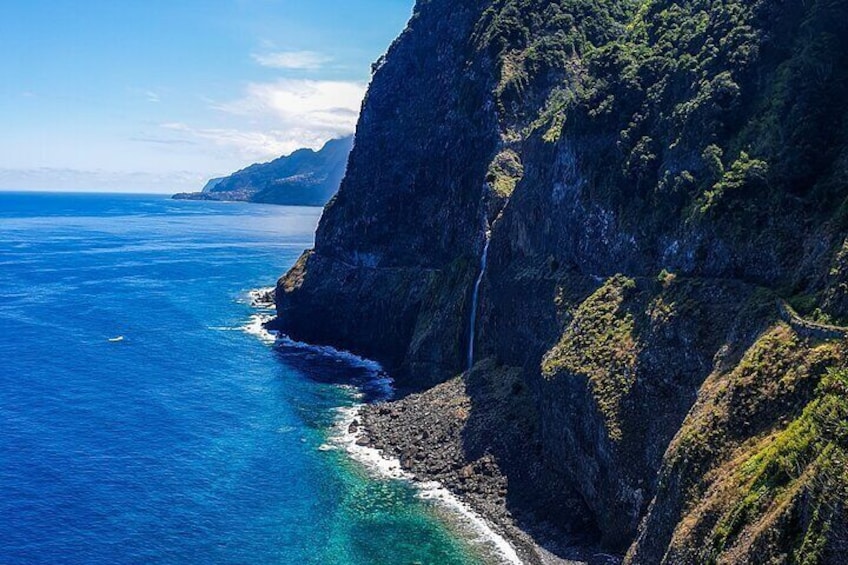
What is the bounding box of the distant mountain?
[200,177,225,193]
[173,136,354,206]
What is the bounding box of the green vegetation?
[485,149,525,197]
[659,322,846,563]
[473,0,638,132]
[542,275,639,441]
[469,0,848,328]
[475,0,848,238]
[656,268,677,286]
[697,152,768,215]
[707,368,848,563]
[581,0,773,217]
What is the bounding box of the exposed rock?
[274,0,848,562]
[360,360,598,565]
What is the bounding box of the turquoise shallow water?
[0,193,492,565]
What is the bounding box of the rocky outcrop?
[275,0,502,388]
[359,361,599,565]
[274,0,848,562]
[173,136,353,206]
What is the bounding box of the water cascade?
[467,230,491,371]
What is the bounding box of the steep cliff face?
[276,0,502,387]
[276,0,848,561]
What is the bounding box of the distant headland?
[173,136,353,207]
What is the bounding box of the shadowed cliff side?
[275,0,848,561]
[474,0,848,557]
[275,0,501,388]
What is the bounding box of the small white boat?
[108,336,124,343]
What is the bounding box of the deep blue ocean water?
[0,193,494,565]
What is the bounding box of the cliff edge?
[173,136,353,206]
[275,0,848,562]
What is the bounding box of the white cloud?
[160,122,308,161]
[251,50,332,70]
[145,91,161,103]
[160,79,366,161]
[213,79,365,131]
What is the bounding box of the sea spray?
[246,286,276,309]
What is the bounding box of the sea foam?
[331,406,523,565]
[242,288,521,565]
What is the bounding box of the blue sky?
[0,0,413,192]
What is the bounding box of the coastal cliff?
[173,136,353,206]
[275,0,848,562]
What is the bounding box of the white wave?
[331,406,522,565]
[247,287,276,309]
[240,317,394,400]
[209,314,279,343]
[333,406,413,481]
[275,334,384,373]
[240,287,518,561]
[417,483,523,565]
[269,332,395,401]
[241,313,277,344]
[243,287,388,387]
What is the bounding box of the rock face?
[359,361,599,565]
[276,0,500,387]
[173,136,353,206]
[276,0,848,562]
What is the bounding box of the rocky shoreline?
[272,0,848,559]
[352,360,619,565]
[248,287,276,309]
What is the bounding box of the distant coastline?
[173,136,353,207]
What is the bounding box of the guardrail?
[776,299,848,341]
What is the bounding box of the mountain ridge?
[173,136,353,206]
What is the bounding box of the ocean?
[0,192,509,565]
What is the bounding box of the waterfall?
[467,230,491,371]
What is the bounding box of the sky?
[0,0,413,193]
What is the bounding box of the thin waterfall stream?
[467,230,491,371]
